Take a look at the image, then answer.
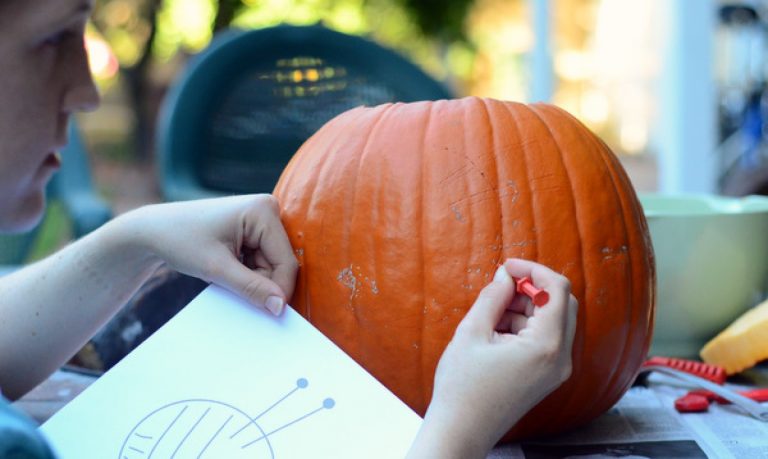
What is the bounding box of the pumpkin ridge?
[350,104,397,366]
[477,98,505,269]
[537,103,644,432]
[580,117,654,414]
[417,101,436,409]
[497,102,534,274]
[283,108,362,319]
[529,103,648,431]
[463,98,481,314]
[578,121,637,417]
[464,98,500,325]
[497,101,537,264]
[505,102,541,261]
[533,104,623,428]
[493,102,566,439]
[517,103,587,435]
[560,105,650,407]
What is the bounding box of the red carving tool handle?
[513,276,550,306]
[643,356,727,385]
[687,388,768,405]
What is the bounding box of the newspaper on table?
[489,371,768,458]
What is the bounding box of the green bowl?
[639,193,768,358]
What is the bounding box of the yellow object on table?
[701,297,768,374]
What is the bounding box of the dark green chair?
[0,122,112,267]
[156,24,454,201]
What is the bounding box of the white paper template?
[41,285,422,458]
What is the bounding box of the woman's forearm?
[0,195,299,400]
[0,211,162,399]
[406,400,511,459]
[406,418,492,459]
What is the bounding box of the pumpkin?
[701,297,768,374]
[273,97,655,441]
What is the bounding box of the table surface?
[13,366,100,425]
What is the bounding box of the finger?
[242,247,258,270]
[528,282,573,342]
[502,258,572,305]
[525,301,534,317]
[241,195,299,300]
[503,258,562,296]
[505,292,529,315]
[508,313,529,334]
[241,224,295,298]
[495,310,515,332]
[250,250,274,279]
[496,311,529,334]
[209,254,288,316]
[503,258,573,341]
[563,294,579,354]
[251,250,273,271]
[457,265,516,337]
[254,266,272,279]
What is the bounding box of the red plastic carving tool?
[674,393,710,413]
[513,276,549,306]
[642,356,727,385]
[640,357,768,421]
[686,388,768,405]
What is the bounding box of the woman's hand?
[120,194,298,315]
[407,258,578,458]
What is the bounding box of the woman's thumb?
[458,266,516,336]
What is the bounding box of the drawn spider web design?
[119,378,334,459]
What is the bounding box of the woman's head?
[0,0,99,232]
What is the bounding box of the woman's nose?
[62,39,102,113]
[64,78,101,113]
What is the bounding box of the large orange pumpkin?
[273,97,655,441]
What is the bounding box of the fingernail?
[494,266,510,282]
[265,295,284,316]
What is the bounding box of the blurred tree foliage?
[89,0,478,161]
[90,0,161,161]
[398,0,476,41]
[213,0,248,31]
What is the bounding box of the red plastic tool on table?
[640,356,768,419]
[675,388,768,413]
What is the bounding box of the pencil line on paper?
[148,404,188,458]
[171,407,210,458]
[197,414,233,459]
[229,385,302,439]
[241,405,325,449]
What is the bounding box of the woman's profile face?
[0,0,99,232]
